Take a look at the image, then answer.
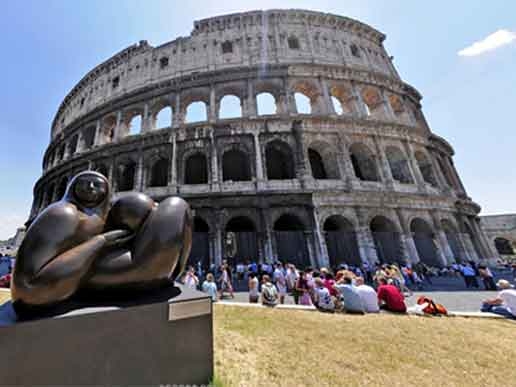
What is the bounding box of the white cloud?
[458,29,516,57]
[0,213,27,241]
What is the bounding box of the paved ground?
[221,269,515,312]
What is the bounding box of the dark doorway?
[495,237,514,255]
[185,153,208,184]
[189,217,210,270]
[149,158,169,187]
[308,148,327,179]
[274,214,310,268]
[117,162,136,191]
[324,216,361,268]
[411,218,441,267]
[222,149,251,181]
[265,141,295,180]
[370,216,403,264]
[225,216,258,264]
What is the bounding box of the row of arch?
[46,78,421,170]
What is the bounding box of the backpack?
[416,296,448,315]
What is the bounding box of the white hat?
[496,279,514,289]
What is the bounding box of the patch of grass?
[0,289,10,304]
[214,304,516,387]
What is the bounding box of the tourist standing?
[462,263,478,289]
[355,277,379,313]
[261,275,278,306]
[273,263,287,304]
[295,270,312,306]
[202,273,218,302]
[248,272,259,303]
[183,266,199,290]
[478,265,496,291]
[219,261,234,299]
[377,277,407,313]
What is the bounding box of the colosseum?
[29,9,498,270]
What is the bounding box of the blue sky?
[1,0,515,239]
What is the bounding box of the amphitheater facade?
[30,9,497,269]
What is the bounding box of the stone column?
[403,140,425,190]
[247,80,257,118]
[381,89,396,120]
[170,131,178,192]
[350,82,368,117]
[214,211,223,266]
[429,152,449,191]
[320,78,334,115]
[354,207,378,264]
[312,207,329,268]
[396,209,418,264]
[373,136,394,187]
[284,79,296,114]
[173,94,182,128]
[209,87,217,123]
[93,119,102,147]
[261,208,274,263]
[430,211,454,265]
[76,132,84,153]
[135,153,144,191]
[253,132,264,189]
[210,130,220,190]
[114,110,123,141]
[336,134,354,189]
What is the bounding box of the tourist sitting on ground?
[202,273,218,302]
[313,278,335,312]
[334,276,365,314]
[377,277,407,313]
[261,275,279,307]
[481,279,516,319]
[248,272,259,303]
[355,277,379,313]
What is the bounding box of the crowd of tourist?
[182,258,516,319]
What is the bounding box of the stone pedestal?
[0,285,213,386]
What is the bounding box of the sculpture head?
[64,171,111,215]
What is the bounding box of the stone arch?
[323,215,361,267]
[410,218,441,267]
[494,237,515,255]
[370,215,403,264]
[184,151,208,185]
[185,101,208,123]
[349,142,379,182]
[291,80,322,114]
[152,100,173,129]
[222,148,252,182]
[255,79,282,114]
[273,213,310,268]
[385,146,413,184]
[329,84,355,115]
[437,156,455,188]
[190,216,211,270]
[265,140,295,180]
[148,157,169,187]
[219,94,242,119]
[361,86,383,117]
[308,141,340,180]
[224,215,258,264]
[116,160,136,191]
[82,126,96,150]
[415,151,437,186]
[464,220,483,260]
[121,108,144,137]
[441,219,463,262]
[99,115,116,144]
[388,94,405,115]
[181,88,210,123]
[256,92,277,115]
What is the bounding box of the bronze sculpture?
[12,171,192,314]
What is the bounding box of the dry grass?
[0,289,10,304]
[214,304,516,387]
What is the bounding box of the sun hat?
[496,279,514,289]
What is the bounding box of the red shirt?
[377,284,406,312]
[323,278,337,297]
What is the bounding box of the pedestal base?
[0,285,213,386]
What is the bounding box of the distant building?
[481,214,516,258]
[0,226,26,256]
[29,9,496,269]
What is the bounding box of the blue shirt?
[202,281,218,302]
[335,284,364,312]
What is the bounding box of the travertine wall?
[32,10,496,268]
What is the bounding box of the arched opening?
[294,92,311,114]
[437,157,455,187]
[83,126,95,150]
[189,217,210,270]
[464,221,483,260]
[100,116,116,144]
[265,141,295,180]
[349,143,379,182]
[388,94,405,115]
[69,135,79,155]
[494,237,515,255]
[386,146,413,184]
[116,162,136,191]
[225,216,258,265]
[288,36,300,50]
[128,115,142,135]
[324,216,361,268]
[56,178,68,199]
[221,40,233,54]
[155,106,172,129]
[415,151,437,186]
[331,96,344,115]
[149,158,169,187]
[219,95,241,119]
[185,101,207,123]
[370,216,403,264]
[274,214,310,268]
[411,218,441,267]
[184,152,208,184]
[222,149,251,182]
[350,43,360,58]
[441,220,463,263]
[361,87,382,117]
[256,92,276,115]
[308,148,327,179]
[330,86,354,115]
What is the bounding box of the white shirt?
[356,284,380,313]
[499,289,516,316]
[315,286,334,310]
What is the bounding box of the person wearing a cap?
[480,279,516,319]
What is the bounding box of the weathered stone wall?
[31,9,496,268]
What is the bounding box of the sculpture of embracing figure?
[12,171,192,312]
